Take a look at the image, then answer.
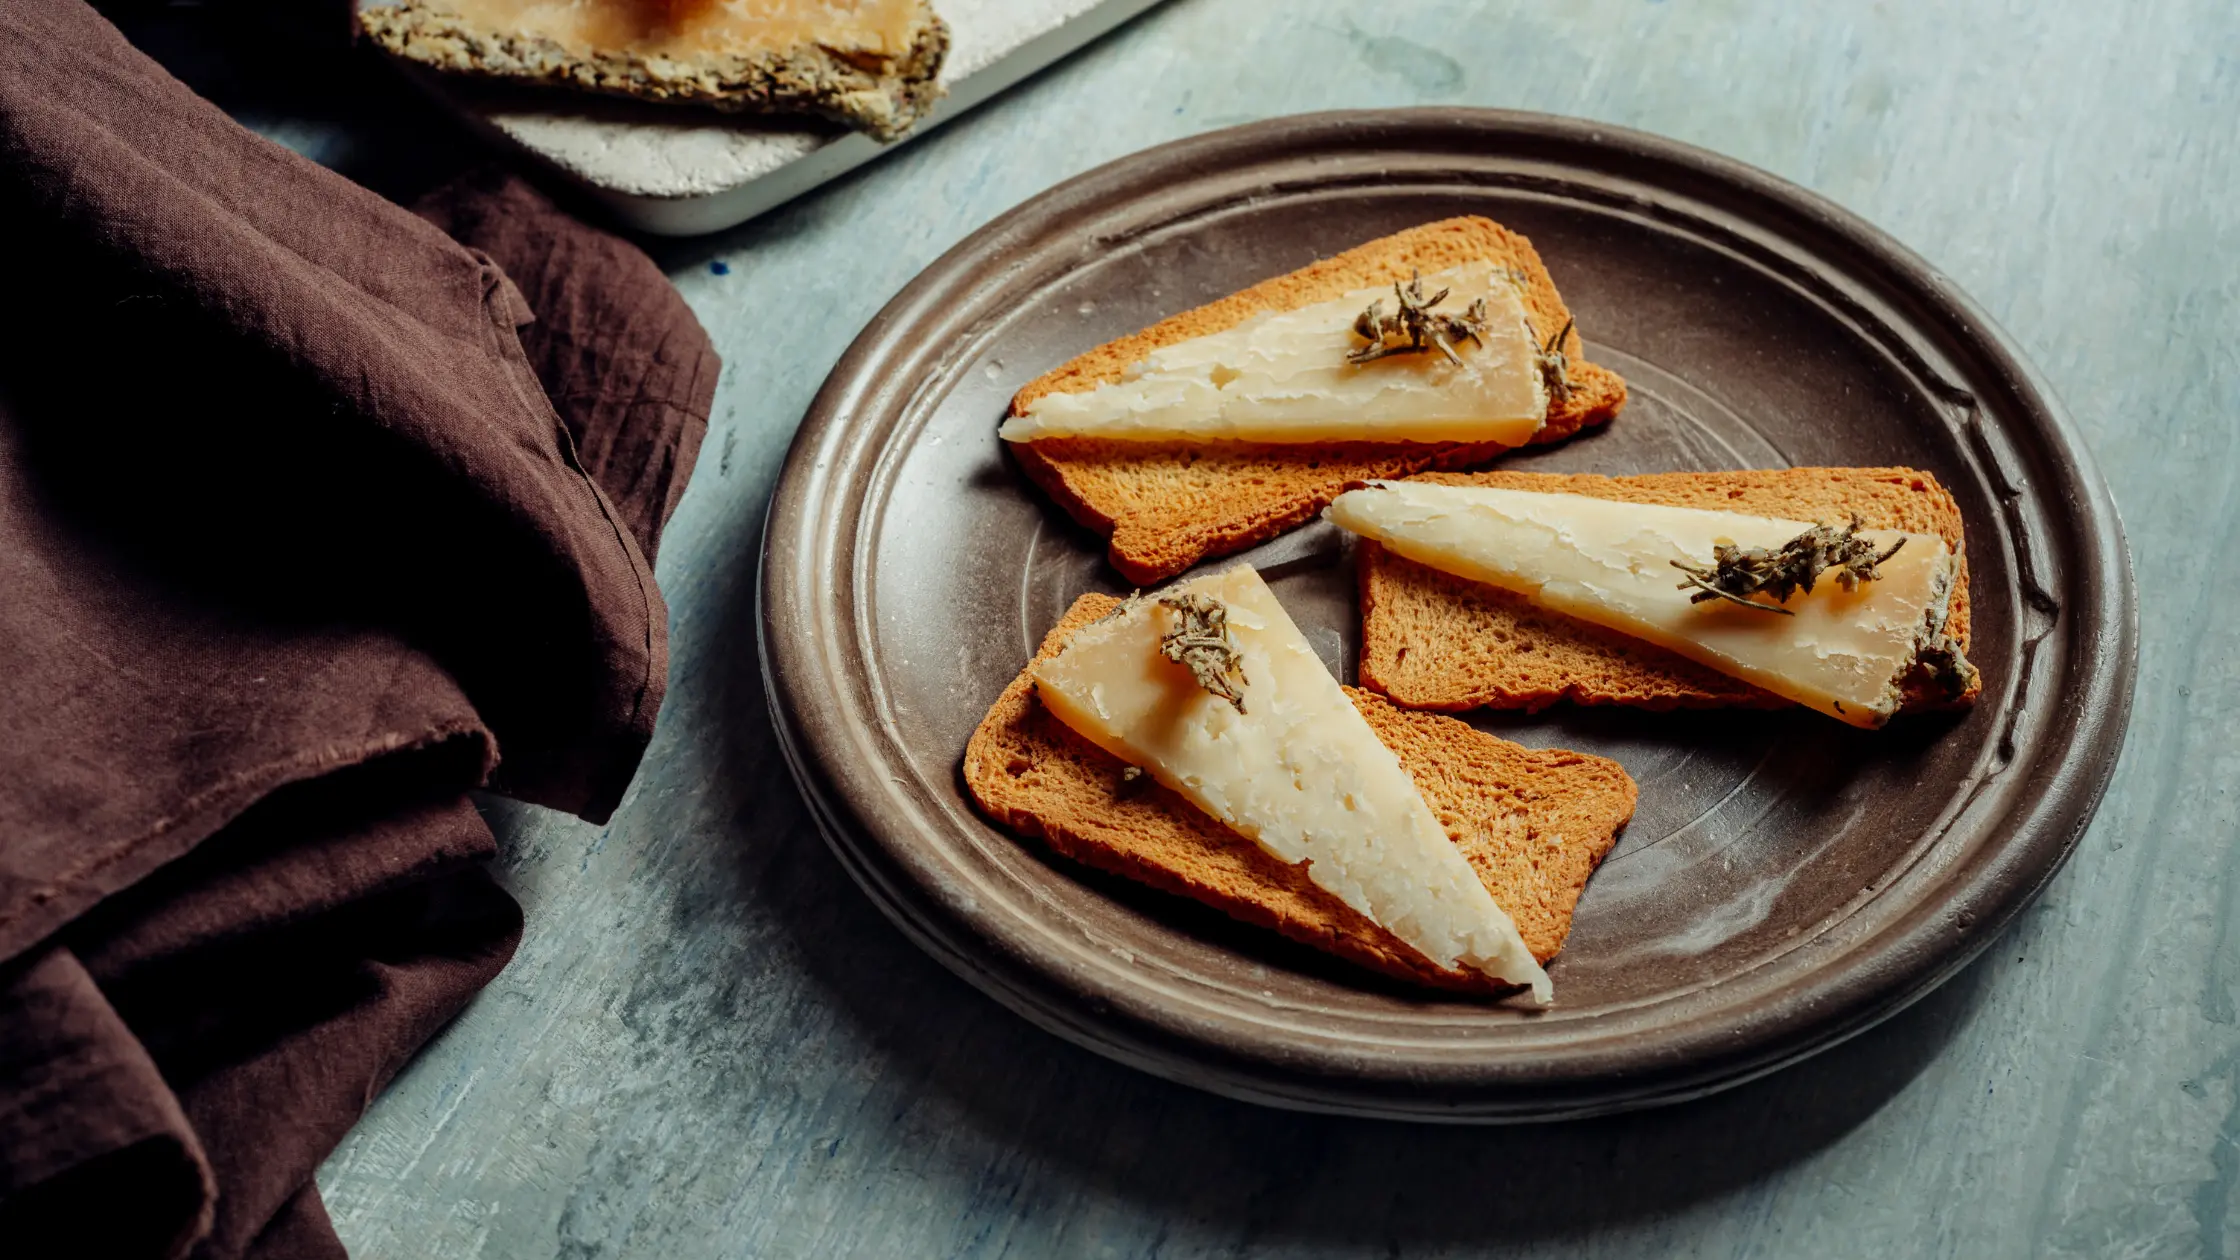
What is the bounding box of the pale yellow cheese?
[1030,565,1550,1001]
[1326,481,1964,728]
[998,264,1548,446]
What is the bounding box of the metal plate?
[758,109,2136,1121]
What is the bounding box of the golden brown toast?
[962,594,1638,993]
[1008,217,1628,585]
[1358,467,1981,715]
[359,0,948,141]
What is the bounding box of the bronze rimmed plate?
[758,109,2135,1121]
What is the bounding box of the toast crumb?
[962,594,1638,992]
[1008,217,1628,584]
[1357,467,1981,715]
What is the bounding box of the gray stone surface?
[304,0,2238,1255]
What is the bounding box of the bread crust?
[359,1,949,141]
[962,595,1638,993]
[1007,217,1627,584]
[1357,467,1982,715]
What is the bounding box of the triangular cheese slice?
[1329,481,1972,728]
[1030,565,1551,1001]
[998,263,1549,446]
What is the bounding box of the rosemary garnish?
[1670,516,1907,616]
[1093,591,1145,625]
[1347,272,1488,367]
[1157,592,1248,712]
[1534,316,1576,407]
[1915,632,1981,699]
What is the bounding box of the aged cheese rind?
[1327,481,1964,728]
[999,264,1547,447]
[1029,566,1551,1001]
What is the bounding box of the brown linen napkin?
[0,2,718,1256]
[416,167,715,565]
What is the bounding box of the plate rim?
[757,107,2138,1121]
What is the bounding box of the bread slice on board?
[1008,217,1629,586]
[1358,467,1981,715]
[358,0,948,141]
[963,594,1638,993]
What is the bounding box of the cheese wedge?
[1030,565,1551,1001]
[997,263,1549,446]
[1327,481,1971,728]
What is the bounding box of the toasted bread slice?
[1008,217,1628,585]
[1359,467,1981,715]
[963,594,1638,993]
[358,0,948,141]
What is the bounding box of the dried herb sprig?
[1157,592,1248,712]
[1534,317,1577,407]
[1347,272,1488,367]
[1093,591,1146,626]
[1914,633,1980,699]
[1670,516,1907,616]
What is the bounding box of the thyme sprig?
[1535,316,1577,407]
[1671,516,1907,616]
[1346,272,1489,367]
[1915,633,1980,699]
[1157,593,1248,712]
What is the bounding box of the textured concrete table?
[289,1,2236,1255]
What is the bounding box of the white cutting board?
[370,0,1166,236]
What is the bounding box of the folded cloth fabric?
[0,3,715,1256]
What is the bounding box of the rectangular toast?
[1008,217,1629,585]
[1358,467,1982,714]
[962,594,1638,993]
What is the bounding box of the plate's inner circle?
[854,181,2011,1020]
